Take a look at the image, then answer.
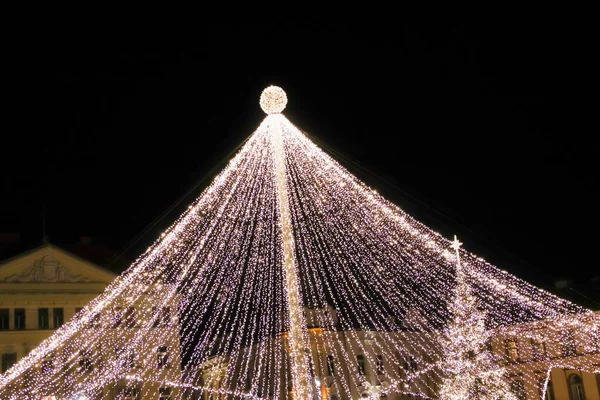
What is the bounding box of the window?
[403,355,417,372]
[152,307,171,328]
[531,338,546,360]
[327,355,335,376]
[1,353,17,373]
[14,309,25,330]
[53,308,64,329]
[510,379,526,400]
[157,346,170,368]
[485,337,494,353]
[0,309,9,330]
[38,308,49,329]
[394,351,404,376]
[159,387,172,400]
[122,387,139,400]
[473,377,482,396]
[123,307,136,328]
[87,312,101,329]
[116,347,136,369]
[78,350,93,373]
[162,307,171,326]
[376,354,384,375]
[42,354,54,374]
[152,307,159,328]
[563,330,577,357]
[112,307,123,328]
[569,374,586,400]
[539,378,555,400]
[356,355,366,375]
[505,339,519,361]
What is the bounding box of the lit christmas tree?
[438,236,517,400]
[0,87,598,399]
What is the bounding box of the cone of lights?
[1,87,598,400]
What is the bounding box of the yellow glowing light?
[260,85,287,114]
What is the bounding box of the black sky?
[2,23,597,307]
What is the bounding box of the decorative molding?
[0,255,91,283]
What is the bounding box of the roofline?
[0,242,118,277]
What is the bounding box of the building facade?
[1,246,598,399]
[0,244,184,399]
[0,244,117,372]
[191,306,600,400]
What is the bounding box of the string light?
[260,85,288,114]
[0,88,598,400]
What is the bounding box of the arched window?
[569,374,586,400]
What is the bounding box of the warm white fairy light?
[260,85,287,114]
[0,88,598,400]
[270,113,313,400]
[438,236,516,400]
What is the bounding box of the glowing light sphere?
[260,86,287,114]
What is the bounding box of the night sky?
[2,23,597,307]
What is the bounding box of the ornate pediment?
[0,255,91,283]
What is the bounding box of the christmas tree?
[438,237,517,400]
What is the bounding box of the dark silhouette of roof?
[0,234,130,274]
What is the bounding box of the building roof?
[0,235,131,274]
[0,241,119,278]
